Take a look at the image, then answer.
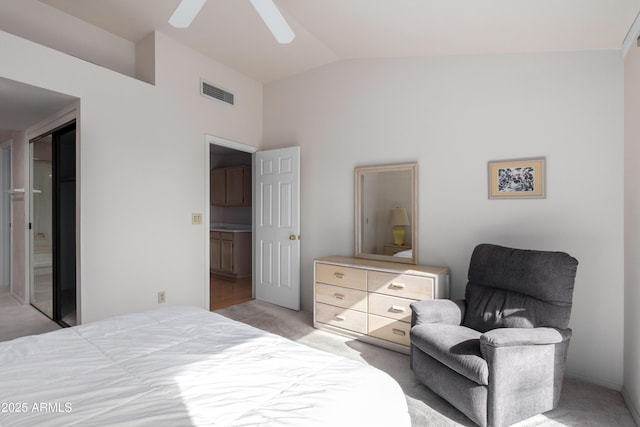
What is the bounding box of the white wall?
[0,143,11,288]
[10,131,27,303]
[263,52,625,389]
[0,0,136,78]
[623,39,640,423]
[0,28,262,322]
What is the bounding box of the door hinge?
[29,222,32,230]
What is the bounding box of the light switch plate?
[192,213,203,225]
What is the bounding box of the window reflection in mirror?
[355,163,418,265]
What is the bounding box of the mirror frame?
[355,162,418,265]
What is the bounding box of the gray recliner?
[410,243,578,427]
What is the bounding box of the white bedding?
[393,249,413,259]
[0,305,410,426]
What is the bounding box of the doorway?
[0,143,11,290]
[29,121,76,326]
[209,141,254,310]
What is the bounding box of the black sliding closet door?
[30,121,76,326]
[52,122,76,326]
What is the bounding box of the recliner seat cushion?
[411,323,488,385]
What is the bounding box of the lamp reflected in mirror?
[389,207,409,246]
[355,163,418,265]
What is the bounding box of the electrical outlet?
[157,291,166,304]
[192,213,203,225]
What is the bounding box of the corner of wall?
[624,13,640,425]
[622,387,640,426]
[135,32,156,86]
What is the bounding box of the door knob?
[289,234,297,240]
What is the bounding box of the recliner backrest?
[462,244,578,333]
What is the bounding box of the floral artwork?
[498,166,535,193]
[488,158,545,199]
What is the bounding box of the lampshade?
[389,207,409,226]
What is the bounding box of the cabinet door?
[220,238,234,273]
[241,166,251,206]
[210,233,221,270]
[225,167,244,206]
[211,169,227,206]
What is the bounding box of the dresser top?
[316,256,449,276]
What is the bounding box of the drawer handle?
[334,315,346,321]
[390,305,406,313]
[334,272,345,279]
[389,282,406,290]
[392,328,406,336]
[334,293,345,300]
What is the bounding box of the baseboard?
[564,370,622,392]
[8,290,27,305]
[622,387,640,426]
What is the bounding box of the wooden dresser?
[313,256,449,354]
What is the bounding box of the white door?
[254,147,300,310]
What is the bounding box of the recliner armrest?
[410,299,466,327]
[480,327,572,348]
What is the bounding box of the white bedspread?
[0,305,410,426]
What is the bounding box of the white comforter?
[0,305,410,426]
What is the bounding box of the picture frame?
[488,157,546,199]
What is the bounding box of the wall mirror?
[355,163,418,265]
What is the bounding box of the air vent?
[201,80,234,105]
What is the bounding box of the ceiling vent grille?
[201,80,234,105]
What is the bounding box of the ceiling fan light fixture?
[249,0,295,44]
[169,0,207,28]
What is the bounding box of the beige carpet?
[215,299,637,427]
[1,295,634,426]
[0,288,60,342]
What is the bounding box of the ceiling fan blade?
[249,0,295,44]
[169,0,207,28]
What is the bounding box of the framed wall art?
[488,157,546,199]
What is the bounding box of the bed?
[0,305,410,426]
[393,249,413,259]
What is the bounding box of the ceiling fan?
[168,0,295,44]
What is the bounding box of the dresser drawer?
[316,263,366,291]
[368,293,412,322]
[316,303,367,334]
[316,283,366,311]
[368,314,411,346]
[368,271,434,300]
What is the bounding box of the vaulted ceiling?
[1,1,639,130]
[40,0,640,83]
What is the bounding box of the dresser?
[314,256,449,354]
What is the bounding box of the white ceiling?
[1,0,639,131]
[0,77,78,131]
[39,0,640,83]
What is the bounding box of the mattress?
[0,305,410,426]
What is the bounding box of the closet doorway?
[29,121,76,326]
